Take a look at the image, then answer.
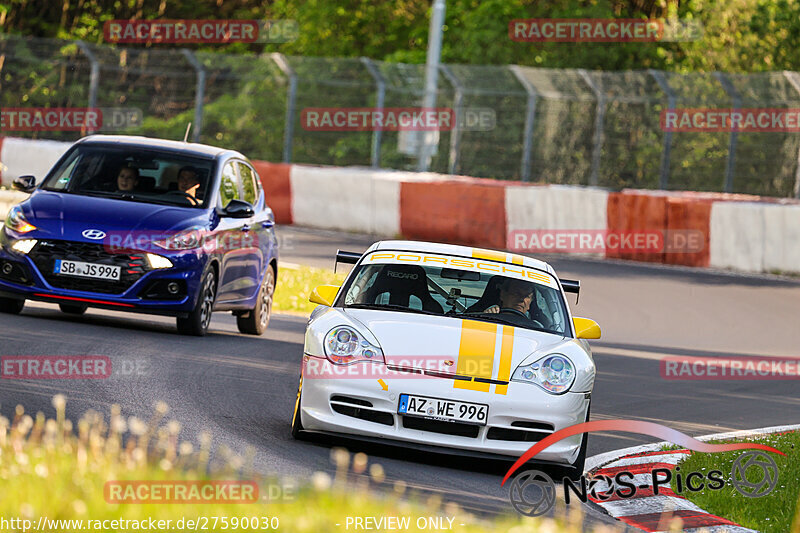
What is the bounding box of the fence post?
[649,69,676,190]
[181,50,206,143]
[713,72,740,193]
[271,53,298,163]
[782,70,800,199]
[578,69,605,187]
[360,57,386,169]
[417,0,446,172]
[76,41,99,134]
[509,65,538,182]
[438,65,463,175]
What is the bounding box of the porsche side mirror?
[309,285,340,307]
[12,175,36,193]
[573,317,601,339]
[221,199,254,218]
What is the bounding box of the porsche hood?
[306,308,594,393]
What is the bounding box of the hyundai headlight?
[324,326,384,365]
[5,206,37,234]
[153,228,203,251]
[512,354,575,394]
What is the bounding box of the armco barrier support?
[606,190,668,263]
[400,177,507,249]
[252,161,292,224]
[290,165,401,236]
[664,197,712,267]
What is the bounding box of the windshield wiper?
[79,190,124,199]
[76,191,188,207]
[345,303,440,316]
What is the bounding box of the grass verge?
[670,431,800,532]
[0,396,624,533]
[273,263,346,315]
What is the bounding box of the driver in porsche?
[484,278,534,316]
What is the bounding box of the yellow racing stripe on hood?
[494,325,515,395]
[453,320,496,392]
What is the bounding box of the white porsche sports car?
[291,240,600,472]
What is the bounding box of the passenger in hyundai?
[115,165,139,193]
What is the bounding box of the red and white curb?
[583,423,800,532]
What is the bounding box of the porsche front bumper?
[298,356,590,465]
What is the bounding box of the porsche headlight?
[5,205,37,234]
[512,354,575,394]
[324,326,384,365]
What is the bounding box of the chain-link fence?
[3,33,800,197]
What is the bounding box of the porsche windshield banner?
[364,251,558,289]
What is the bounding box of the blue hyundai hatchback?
[0,135,278,336]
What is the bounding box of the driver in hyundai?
[177,165,201,204]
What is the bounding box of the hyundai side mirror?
[12,175,36,193]
[221,199,255,218]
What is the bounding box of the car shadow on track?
[14,305,183,336]
[294,430,579,482]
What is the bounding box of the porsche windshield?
[41,145,215,208]
[341,257,569,335]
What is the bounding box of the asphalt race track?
[2,225,799,524]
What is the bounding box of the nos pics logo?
[508,450,779,517]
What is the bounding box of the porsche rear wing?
[560,278,580,304]
[335,249,362,272]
